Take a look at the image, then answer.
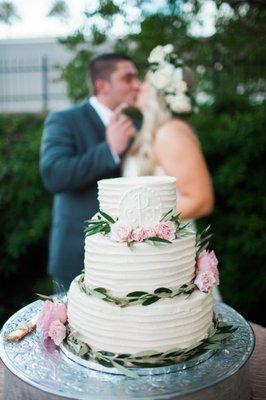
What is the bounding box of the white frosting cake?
[68,176,213,355]
[84,234,196,295]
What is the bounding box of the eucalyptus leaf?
[208,328,217,337]
[209,332,235,341]
[111,361,139,379]
[154,287,172,294]
[162,348,183,357]
[91,290,107,299]
[131,350,162,358]
[96,358,114,368]
[142,296,160,306]
[126,291,148,297]
[99,211,116,224]
[84,220,106,225]
[148,237,172,244]
[93,287,107,294]
[116,353,131,359]
[183,341,203,353]
[160,209,174,221]
[36,293,54,301]
[98,351,115,357]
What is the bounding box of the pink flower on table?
[194,270,217,292]
[36,301,67,339]
[110,222,132,242]
[197,250,219,284]
[154,221,176,241]
[48,319,67,346]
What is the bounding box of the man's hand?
[106,103,137,156]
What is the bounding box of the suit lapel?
[83,100,106,140]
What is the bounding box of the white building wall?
[0,37,73,113]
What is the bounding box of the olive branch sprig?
[84,211,116,237]
[196,225,213,256]
[78,274,196,307]
[65,316,237,379]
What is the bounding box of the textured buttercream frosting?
[98,176,177,223]
[67,176,214,357]
[84,233,196,296]
[68,277,213,353]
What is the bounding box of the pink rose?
[155,221,176,241]
[143,227,156,238]
[131,227,147,242]
[36,301,67,338]
[198,250,219,284]
[195,270,217,292]
[48,319,67,346]
[110,222,132,242]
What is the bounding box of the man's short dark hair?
[89,53,134,95]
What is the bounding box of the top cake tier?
[98,176,177,228]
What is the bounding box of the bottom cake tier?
[67,276,213,354]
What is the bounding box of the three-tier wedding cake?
[67,176,216,357]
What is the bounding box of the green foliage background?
[0,0,265,327]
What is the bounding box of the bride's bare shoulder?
[155,118,199,147]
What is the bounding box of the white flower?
[165,93,192,113]
[167,79,187,94]
[172,67,183,82]
[163,44,174,54]
[151,62,175,90]
[148,46,166,64]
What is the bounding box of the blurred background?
[0,0,265,327]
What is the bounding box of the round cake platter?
[0,301,255,400]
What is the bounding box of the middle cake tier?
[84,232,196,296]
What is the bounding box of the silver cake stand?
[0,301,254,400]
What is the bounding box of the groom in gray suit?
[40,53,140,289]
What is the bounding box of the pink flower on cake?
[36,301,67,339]
[195,250,220,292]
[131,227,147,242]
[131,227,155,242]
[197,250,219,284]
[48,319,67,346]
[194,270,217,292]
[110,222,132,242]
[155,221,176,241]
[144,227,156,238]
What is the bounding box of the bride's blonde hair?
[128,66,196,175]
[128,82,172,175]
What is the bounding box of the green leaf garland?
[77,274,196,307]
[65,316,237,379]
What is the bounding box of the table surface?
[0,321,265,400]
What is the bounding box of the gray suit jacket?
[40,99,120,280]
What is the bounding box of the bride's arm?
[154,119,214,220]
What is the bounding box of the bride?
[123,44,214,225]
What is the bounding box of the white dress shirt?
[89,96,120,164]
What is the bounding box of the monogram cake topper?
[119,187,162,228]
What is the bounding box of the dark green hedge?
[0,114,52,327]
[192,98,266,325]
[0,100,265,327]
